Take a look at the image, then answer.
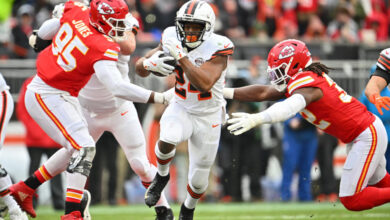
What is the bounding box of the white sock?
[154,143,176,177]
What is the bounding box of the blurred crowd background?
[0,0,390,211]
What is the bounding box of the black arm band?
[372,67,390,85]
[34,36,52,52]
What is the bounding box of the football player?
[135,1,234,219]
[225,39,390,211]
[365,49,390,115]
[9,0,171,219]
[0,73,28,220]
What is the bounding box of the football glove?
[124,13,139,32]
[162,38,187,61]
[227,112,264,135]
[143,51,175,76]
[369,93,390,115]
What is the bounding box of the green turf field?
[19,202,390,220]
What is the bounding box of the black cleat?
[179,204,194,220]
[145,173,170,207]
[155,206,174,220]
[80,190,91,220]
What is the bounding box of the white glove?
[143,51,175,76]
[227,112,265,135]
[153,90,172,105]
[52,3,64,19]
[162,88,175,104]
[124,13,139,31]
[162,38,187,61]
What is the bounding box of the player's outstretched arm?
[94,60,170,104]
[223,85,284,102]
[227,87,322,135]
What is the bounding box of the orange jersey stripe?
[186,1,197,14]
[35,93,82,150]
[355,124,377,193]
[378,59,390,71]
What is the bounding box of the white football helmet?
[175,0,215,48]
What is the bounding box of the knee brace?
[67,147,95,177]
[189,168,210,193]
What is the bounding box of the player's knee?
[340,195,361,211]
[67,146,96,177]
[189,168,209,192]
[129,157,150,178]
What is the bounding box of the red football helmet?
[89,0,128,41]
[267,39,312,91]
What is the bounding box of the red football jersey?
[36,1,120,96]
[285,71,375,143]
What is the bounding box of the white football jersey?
[0,73,9,92]
[78,55,130,114]
[162,27,234,115]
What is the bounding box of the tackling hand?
[124,13,139,31]
[369,93,390,115]
[143,51,175,76]
[162,38,187,61]
[227,112,262,135]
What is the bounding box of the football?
[150,52,177,77]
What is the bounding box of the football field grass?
[27,202,390,220]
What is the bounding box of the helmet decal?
[279,46,295,59]
[97,2,115,15]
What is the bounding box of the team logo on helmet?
[97,2,114,15]
[279,46,295,59]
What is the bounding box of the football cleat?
[9,181,37,218]
[61,211,83,220]
[145,173,170,207]
[155,206,174,220]
[178,204,194,220]
[80,190,91,220]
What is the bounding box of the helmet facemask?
[268,57,293,92]
[102,15,127,41]
[175,17,210,48]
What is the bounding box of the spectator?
[136,0,163,41]
[281,114,318,202]
[16,77,65,211]
[302,15,327,42]
[361,12,388,43]
[218,0,246,39]
[327,6,359,43]
[11,4,34,59]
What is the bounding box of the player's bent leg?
[340,186,390,211]
[64,146,95,217]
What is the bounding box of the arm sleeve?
[37,18,61,40]
[256,94,307,124]
[93,60,152,103]
[372,67,390,85]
